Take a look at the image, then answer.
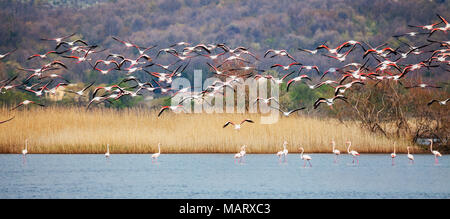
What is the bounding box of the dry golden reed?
[0,107,421,154]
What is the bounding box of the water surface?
[0,154,448,198]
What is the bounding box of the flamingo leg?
[303,160,306,168]
[309,160,312,167]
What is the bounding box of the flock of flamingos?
[1,13,448,167]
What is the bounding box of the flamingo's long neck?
[300,148,304,159]
[407,147,410,155]
[332,142,335,152]
[347,142,351,153]
[430,140,433,152]
[107,145,109,153]
[158,145,160,154]
[393,144,396,154]
[25,140,28,150]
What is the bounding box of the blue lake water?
[0,154,448,199]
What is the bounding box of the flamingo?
[404,83,442,89]
[41,33,76,44]
[65,81,95,97]
[158,105,185,117]
[239,145,247,162]
[429,139,442,164]
[331,140,340,163]
[170,41,191,48]
[286,74,312,91]
[346,141,360,164]
[112,36,139,49]
[270,62,302,71]
[407,146,414,164]
[299,147,312,167]
[391,143,396,166]
[264,49,296,62]
[105,144,110,158]
[427,98,449,106]
[299,65,321,76]
[22,139,28,156]
[253,97,280,106]
[276,141,288,163]
[270,106,306,117]
[313,95,348,109]
[27,51,60,60]
[151,143,161,162]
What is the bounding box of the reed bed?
[0,107,421,154]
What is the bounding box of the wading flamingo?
[346,141,360,164]
[391,143,396,165]
[152,143,161,162]
[276,150,284,161]
[299,147,312,167]
[234,152,242,163]
[332,140,340,163]
[407,146,414,164]
[429,139,442,164]
[277,141,288,163]
[282,141,288,162]
[105,144,110,158]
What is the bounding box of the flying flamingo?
[282,142,289,162]
[299,147,312,167]
[391,143,396,166]
[276,141,289,163]
[346,141,360,165]
[11,100,45,111]
[0,49,16,60]
[105,144,110,158]
[331,140,340,163]
[429,139,442,164]
[407,146,414,164]
[151,143,161,163]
